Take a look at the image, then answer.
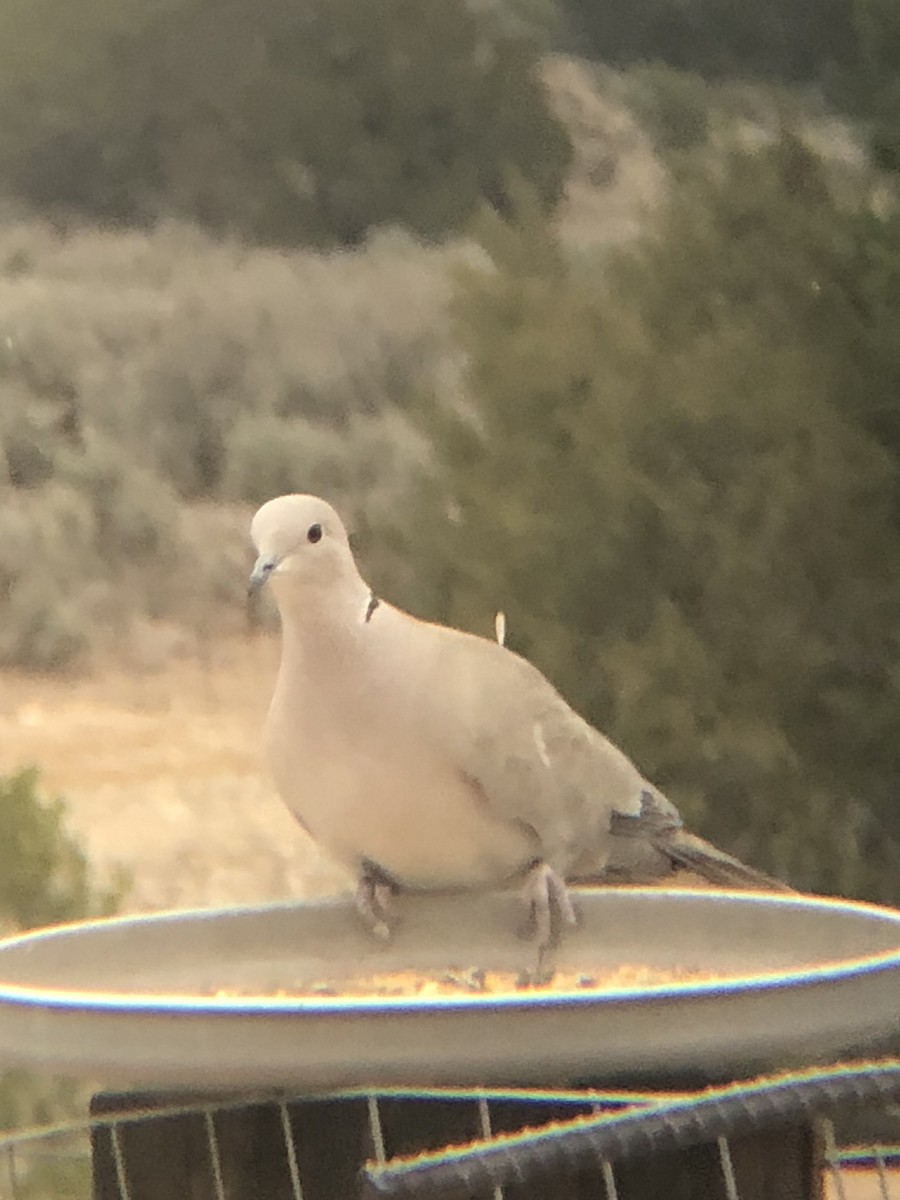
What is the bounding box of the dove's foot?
[520,861,578,951]
[355,865,397,941]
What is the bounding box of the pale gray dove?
[249,494,787,948]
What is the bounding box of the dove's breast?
[264,670,537,889]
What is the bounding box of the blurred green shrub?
[0,767,123,1174]
[558,0,900,184]
[560,0,856,81]
[0,220,457,663]
[621,65,710,154]
[0,487,96,670]
[58,433,181,564]
[393,142,900,905]
[0,767,122,931]
[472,0,573,45]
[0,446,182,668]
[0,0,571,247]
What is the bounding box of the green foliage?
[621,65,710,155]
[0,767,121,930]
[397,147,900,904]
[472,0,573,46]
[58,434,182,563]
[0,220,454,663]
[221,409,429,512]
[0,486,95,670]
[561,0,856,80]
[559,0,900,183]
[828,208,900,475]
[621,133,900,521]
[0,448,181,668]
[825,0,900,141]
[0,768,122,1173]
[0,0,571,246]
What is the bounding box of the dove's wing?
[394,615,657,876]
[411,624,785,889]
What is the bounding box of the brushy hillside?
[0,0,574,245]
[0,57,867,672]
[0,56,667,671]
[0,223,457,667]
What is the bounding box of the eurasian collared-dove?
[249,494,787,947]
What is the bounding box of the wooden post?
[91,1092,369,1200]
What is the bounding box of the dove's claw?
[355,869,397,940]
[520,861,578,950]
[549,869,578,929]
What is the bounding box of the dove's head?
[249,494,363,601]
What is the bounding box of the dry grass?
[0,633,352,913]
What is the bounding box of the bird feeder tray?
[0,887,898,1090]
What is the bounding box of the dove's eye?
[307,523,323,544]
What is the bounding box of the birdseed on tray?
[213,963,718,999]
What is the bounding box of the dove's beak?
[248,554,279,596]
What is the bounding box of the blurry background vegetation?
[1,0,900,946]
[2,0,900,1167]
[0,768,122,1195]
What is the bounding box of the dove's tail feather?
[654,831,793,893]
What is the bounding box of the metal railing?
[1,1060,899,1198]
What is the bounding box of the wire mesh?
[279,1100,305,1200]
[361,1059,900,1198]
[0,1062,898,1199]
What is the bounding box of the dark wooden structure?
[91,1088,824,1200]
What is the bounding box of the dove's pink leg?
[522,862,578,949]
[355,874,395,941]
